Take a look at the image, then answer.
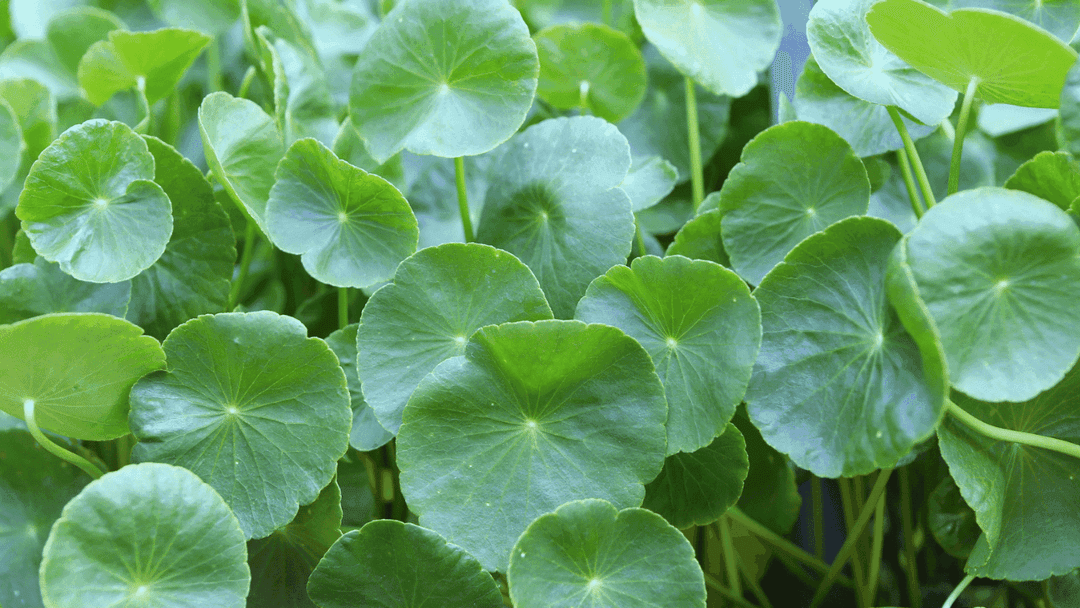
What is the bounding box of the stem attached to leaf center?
[23,399,106,480]
[454,157,474,243]
[948,78,979,196]
[887,106,936,209]
[685,77,705,212]
[945,399,1080,460]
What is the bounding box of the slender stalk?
[206,36,223,93]
[865,488,886,606]
[237,65,257,100]
[727,507,852,585]
[0,216,13,269]
[338,288,349,329]
[896,147,925,219]
[737,555,774,608]
[114,434,133,469]
[838,478,868,607]
[454,157,474,243]
[685,77,705,211]
[228,220,258,310]
[718,516,742,597]
[948,78,979,195]
[942,574,977,608]
[810,469,895,608]
[812,476,825,560]
[887,106,936,209]
[23,399,105,480]
[946,400,1080,459]
[634,220,648,257]
[899,467,922,608]
[703,573,759,608]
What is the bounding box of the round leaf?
[929,0,1080,43]
[307,521,504,608]
[0,313,165,440]
[508,499,706,608]
[0,257,130,324]
[77,27,212,106]
[45,7,126,77]
[397,320,668,571]
[633,0,782,97]
[348,0,539,163]
[39,463,250,608]
[534,22,646,122]
[1004,150,1080,210]
[889,187,1080,402]
[476,116,634,317]
[867,0,1078,108]
[16,119,173,283]
[746,217,946,477]
[325,324,392,452]
[622,155,678,212]
[129,312,352,539]
[719,121,870,285]
[0,39,78,101]
[576,255,761,454]
[665,205,729,266]
[928,474,981,559]
[358,242,553,434]
[265,138,418,288]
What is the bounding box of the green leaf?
[576,255,761,454]
[926,0,1080,43]
[93,87,149,132]
[633,0,782,97]
[508,499,706,608]
[1004,150,1080,210]
[642,424,749,529]
[77,28,211,106]
[916,127,997,202]
[331,118,405,191]
[248,479,342,608]
[358,242,553,434]
[8,0,85,39]
[939,361,1080,580]
[256,26,337,147]
[621,155,678,212]
[39,463,250,608]
[889,187,1080,402]
[16,119,173,283]
[0,99,24,193]
[807,0,957,124]
[45,6,126,77]
[307,520,504,608]
[534,22,646,122]
[148,0,240,35]
[1050,570,1080,608]
[732,406,801,535]
[348,0,539,163]
[0,429,89,608]
[0,313,165,440]
[867,0,1078,108]
[129,311,352,539]
[265,138,418,288]
[978,103,1057,137]
[0,257,131,324]
[199,91,285,233]
[325,324,392,452]
[868,155,920,233]
[1060,57,1080,157]
[0,78,57,164]
[746,217,946,477]
[401,152,490,247]
[719,121,870,285]
[0,39,77,100]
[665,209,729,266]
[477,116,634,317]
[397,320,668,571]
[928,474,980,559]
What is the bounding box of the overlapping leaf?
[1004,150,1080,210]
[77,27,211,105]
[0,257,130,324]
[325,324,391,452]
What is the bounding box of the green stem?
[887,106,936,209]
[685,76,705,211]
[454,157,474,243]
[865,487,886,606]
[946,400,1080,459]
[114,434,133,469]
[812,476,825,560]
[810,469,895,608]
[727,507,852,586]
[634,220,648,258]
[338,287,349,329]
[0,215,13,269]
[206,36,223,93]
[948,78,979,195]
[23,399,105,480]
[718,516,741,597]
[703,573,759,608]
[942,574,977,608]
[896,147,925,219]
[899,467,922,608]
[838,478,868,607]
[737,554,774,608]
[228,220,258,310]
[237,65,257,100]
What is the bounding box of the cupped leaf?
[199,91,285,232]
[1004,150,1080,210]
[357,242,553,434]
[0,257,130,324]
[0,99,25,193]
[642,424,749,529]
[867,0,1078,107]
[325,324,392,452]
[16,119,173,283]
[746,217,946,477]
[256,26,337,147]
[477,116,634,317]
[348,0,539,163]
[534,22,646,122]
[939,362,1080,580]
[148,0,240,35]
[622,155,678,212]
[633,0,782,97]
[807,0,957,124]
[665,209,729,266]
[265,138,418,288]
[576,255,761,454]
[0,429,89,608]
[719,121,870,285]
[732,406,801,535]
[0,313,164,440]
[508,499,706,608]
[307,520,504,608]
[889,187,1080,402]
[39,463,250,608]
[129,311,352,539]
[397,320,668,571]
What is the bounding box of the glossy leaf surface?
[1004,150,1080,210]
[0,257,130,324]
[325,324,392,452]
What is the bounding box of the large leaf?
[77,27,211,105]
[16,119,173,283]
[357,242,553,434]
[397,320,668,571]
[576,255,761,454]
[39,463,250,608]
[633,0,782,97]
[926,0,1080,43]
[746,217,946,477]
[888,187,1080,402]
[265,138,418,288]
[508,499,706,608]
[325,324,392,452]
[307,520,504,608]
[0,257,130,324]
[0,313,165,440]
[129,312,352,539]
[477,116,634,317]
[348,0,539,163]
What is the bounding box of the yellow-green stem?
[946,400,1080,459]
[942,574,977,608]
[454,157,474,243]
[718,516,741,597]
[338,287,349,329]
[948,78,979,196]
[228,220,258,310]
[206,37,223,93]
[737,553,774,608]
[838,478,868,607]
[865,488,886,606]
[634,220,648,257]
[703,573,758,608]
[23,399,105,479]
[238,65,257,100]
[727,507,852,585]
[685,77,705,211]
[896,147,925,219]
[887,106,936,208]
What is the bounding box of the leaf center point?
[665,337,678,349]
